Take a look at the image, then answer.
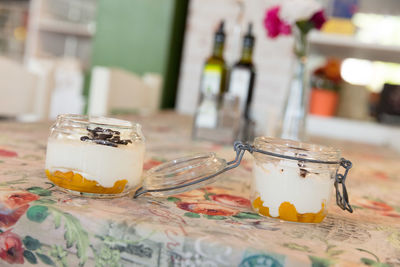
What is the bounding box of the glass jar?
[132,136,351,224]
[45,114,145,197]
[250,137,341,223]
[45,115,352,223]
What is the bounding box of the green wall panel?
[91,0,188,108]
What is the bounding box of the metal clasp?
[334,158,353,213]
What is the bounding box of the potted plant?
[309,58,342,117]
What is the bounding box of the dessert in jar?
[45,114,145,197]
[250,137,341,223]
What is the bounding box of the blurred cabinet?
[309,32,400,64]
[312,0,400,63]
[0,1,29,62]
[25,0,97,69]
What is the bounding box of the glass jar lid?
[135,153,226,197]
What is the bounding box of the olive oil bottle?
[228,23,256,119]
[228,23,256,141]
[199,21,227,97]
[193,21,228,139]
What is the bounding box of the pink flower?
[177,202,238,216]
[0,149,17,158]
[0,191,39,228]
[210,194,251,208]
[0,205,30,229]
[264,6,291,38]
[3,192,40,208]
[310,10,326,30]
[355,198,393,212]
[143,159,163,171]
[0,230,24,264]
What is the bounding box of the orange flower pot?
[309,88,339,117]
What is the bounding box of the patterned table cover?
[0,112,399,267]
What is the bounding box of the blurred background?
[0,0,399,150]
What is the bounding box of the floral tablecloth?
[0,112,399,267]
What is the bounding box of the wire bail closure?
[133,141,251,198]
[335,159,353,213]
[134,141,353,214]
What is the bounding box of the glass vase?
[276,29,309,141]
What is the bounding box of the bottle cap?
[215,21,225,43]
[243,23,255,47]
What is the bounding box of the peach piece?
[45,169,127,194]
[252,195,326,223]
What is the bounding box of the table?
[0,112,399,267]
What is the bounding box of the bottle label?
[228,68,251,113]
[201,66,221,95]
[195,96,218,128]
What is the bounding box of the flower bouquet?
[263,0,327,140]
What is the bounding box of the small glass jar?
[250,137,341,223]
[45,114,145,197]
[44,115,352,223]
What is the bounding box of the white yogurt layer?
[253,161,334,217]
[46,139,145,188]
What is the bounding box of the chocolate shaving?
[288,146,308,151]
[81,126,132,147]
[92,139,118,147]
[97,133,113,140]
[297,161,306,168]
[110,136,120,142]
[80,136,89,141]
[300,168,309,178]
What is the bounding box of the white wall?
[176,0,295,136]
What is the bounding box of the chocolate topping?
[300,168,309,178]
[298,160,309,178]
[81,126,132,147]
[288,146,308,151]
[80,136,89,141]
[297,161,306,168]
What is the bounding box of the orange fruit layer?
[252,196,326,223]
[252,196,270,217]
[45,169,128,194]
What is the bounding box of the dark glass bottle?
[228,23,256,119]
[228,23,256,140]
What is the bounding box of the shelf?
[38,18,95,37]
[307,115,400,152]
[309,32,400,63]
